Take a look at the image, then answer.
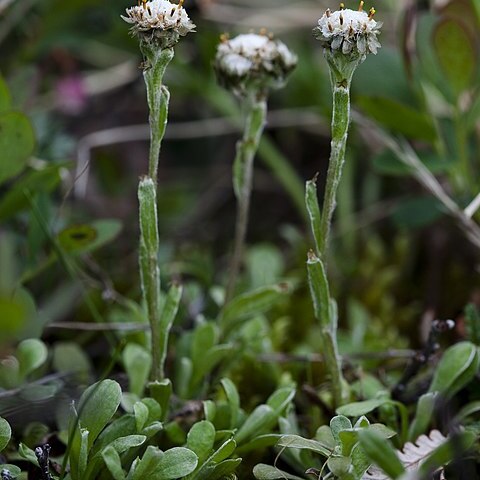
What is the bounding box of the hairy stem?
[319,70,352,259]
[138,177,162,381]
[225,97,267,303]
[138,45,174,381]
[142,46,174,181]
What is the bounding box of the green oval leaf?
[253,464,305,480]
[429,341,479,398]
[357,96,437,142]
[336,398,389,417]
[77,379,122,449]
[0,112,35,184]
[153,447,198,479]
[276,435,331,456]
[0,417,12,451]
[358,429,405,479]
[17,338,48,378]
[433,18,477,97]
[187,420,216,463]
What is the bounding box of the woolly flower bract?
[313,7,381,56]
[214,33,297,97]
[122,0,195,47]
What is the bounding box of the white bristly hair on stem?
[123,0,194,382]
[306,1,382,407]
[214,32,297,302]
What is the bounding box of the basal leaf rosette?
[122,0,196,49]
[214,32,297,99]
[313,3,382,79]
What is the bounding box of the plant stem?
[138,177,162,381]
[138,45,174,381]
[225,96,267,303]
[319,69,352,259]
[142,46,174,181]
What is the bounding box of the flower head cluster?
[214,32,297,98]
[313,2,381,57]
[122,0,195,48]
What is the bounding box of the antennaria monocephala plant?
[122,0,195,382]
[308,1,382,407]
[214,32,297,302]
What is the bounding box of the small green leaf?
[0,417,11,451]
[92,416,136,456]
[433,18,477,97]
[148,379,172,420]
[306,252,330,328]
[327,455,351,477]
[276,435,331,456]
[0,464,21,478]
[18,443,39,466]
[253,464,305,480]
[186,420,216,463]
[17,338,48,379]
[408,392,438,441]
[77,379,122,449]
[0,112,35,184]
[57,219,122,255]
[101,445,125,480]
[199,458,242,480]
[210,438,236,462]
[159,282,183,375]
[132,445,163,480]
[305,177,322,255]
[133,401,149,432]
[429,341,479,398]
[372,150,452,177]
[464,303,480,345]
[0,164,63,220]
[330,415,352,444]
[358,429,405,479]
[234,405,275,445]
[235,434,281,455]
[220,284,290,331]
[153,447,198,479]
[78,429,89,480]
[266,387,295,412]
[357,96,437,142]
[392,195,444,229]
[57,225,97,251]
[246,244,284,288]
[221,378,240,429]
[123,344,151,397]
[53,342,91,377]
[108,434,146,454]
[336,398,389,417]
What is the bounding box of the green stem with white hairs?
[138,177,162,381]
[142,45,174,181]
[138,44,174,381]
[319,55,358,259]
[225,96,267,303]
[306,53,363,407]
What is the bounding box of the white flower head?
[122,0,195,48]
[313,2,382,57]
[214,32,297,98]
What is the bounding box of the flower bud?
[214,33,297,99]
[313,4,381,58]
[122,0,195,49]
